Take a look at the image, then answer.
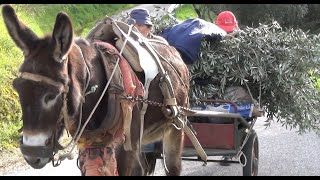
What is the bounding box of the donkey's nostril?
[24,156,50,169]
[26,157,41,164]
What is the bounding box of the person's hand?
[223,30,240,39]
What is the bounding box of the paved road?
[4,117,320,176]
[156,118,320,176]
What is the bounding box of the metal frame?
[182,99,256,159]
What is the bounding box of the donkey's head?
[2,5,74,168]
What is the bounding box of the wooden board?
[184,123,235,150]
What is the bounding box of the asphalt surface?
[155,118,320,176]
[3,4,320,176]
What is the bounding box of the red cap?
[215,11,238,33]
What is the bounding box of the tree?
[192,4,215,23]
[193,4,309,31]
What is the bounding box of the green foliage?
[219,4,307,28]
[0,65,22,150]
[175,4,198,20]
[0,4,137,151]
[191,4,216,23]
[303,4,320,34]
[152,4,197,35]
[192,4,320,34]
[189,21,320,134]
[0,6,25,151]
[13,4,137,36]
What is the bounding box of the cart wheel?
[241,130,259,176]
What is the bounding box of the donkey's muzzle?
[20,143,54,158]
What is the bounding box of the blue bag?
[160,18,226,64]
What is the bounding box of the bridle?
[19,44,90,162]
[18,42,123,166]
[18,69,72,159]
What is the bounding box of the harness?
[86,17,208,165]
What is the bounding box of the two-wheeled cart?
[183,99,259,176]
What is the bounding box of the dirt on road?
[0,148,29,176]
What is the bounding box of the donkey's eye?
[44,93,56,104]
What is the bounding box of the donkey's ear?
[2,4,39,56]
[52,12,74,63]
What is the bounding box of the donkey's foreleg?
[116,146,144,176]
[162,125,184,176]
[116,104,146,176]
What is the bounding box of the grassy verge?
[0,7,27,151]
[14,4,137,37]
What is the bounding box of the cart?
[183,99,259,176]
[143,98,260,176]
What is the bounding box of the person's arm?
[148,33,169,44]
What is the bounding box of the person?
[127,8,167,43]
[127,8,153,37]
[215,11,240,38]
[160,17,227,64]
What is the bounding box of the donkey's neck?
[67,38,111,133]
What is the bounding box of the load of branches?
[155,19,320,134]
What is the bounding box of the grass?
[0,4,138,151]
[14,4,137,37]
[0,7,27,150]
[315,75,320,90]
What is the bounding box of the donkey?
[2,4,190,176]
